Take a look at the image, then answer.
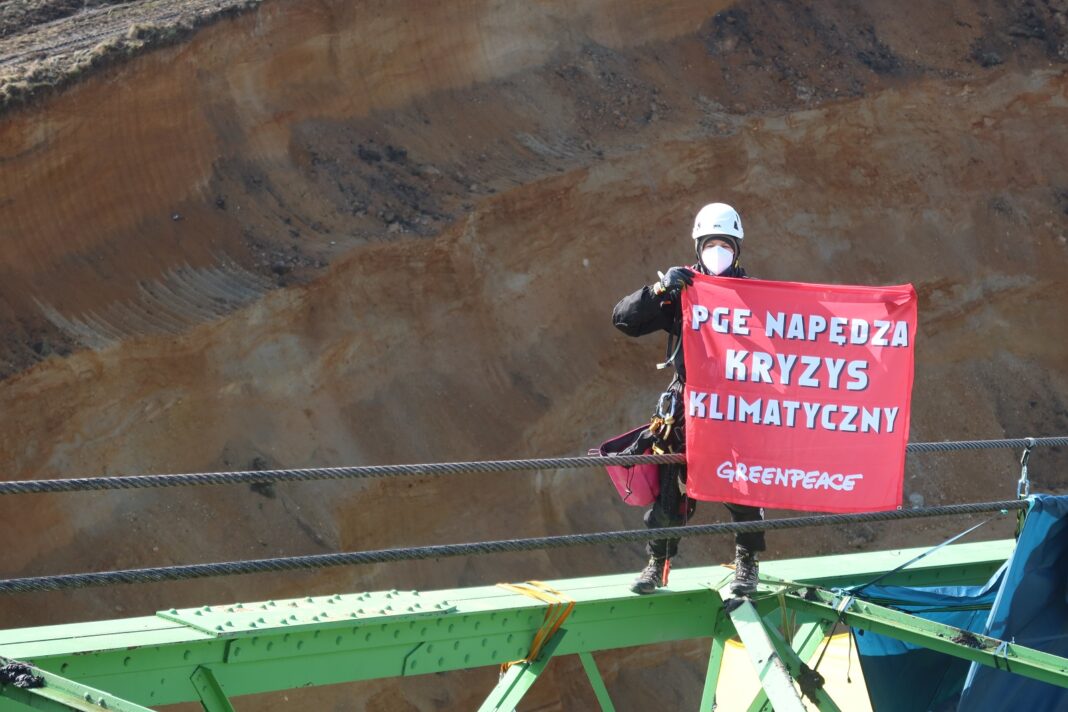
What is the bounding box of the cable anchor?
[1017,437,1035,498]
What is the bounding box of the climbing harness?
[645,381,696,541]
[648,388,680,451]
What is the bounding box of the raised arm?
[612,267,692,337]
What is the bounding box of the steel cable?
[0,454,686,495]
[0,437,1064,496]
[0,499,1028,594]
[904,437,1067,453]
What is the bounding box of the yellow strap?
[495,581,575,672]
[497,581,564,604]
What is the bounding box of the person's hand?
[654,267,694,296]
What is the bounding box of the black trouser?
[644,462,766,559]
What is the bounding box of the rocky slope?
[1,0,1067,709]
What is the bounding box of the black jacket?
[612,264,747,383]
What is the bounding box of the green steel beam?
[723,600,842,712]
[577,652,616,712]
[0,665,153,712]
[759,617,842,711]
[0,577,721,708]
[785,587,1068,689]
[476,630,565,712]
[762,539,1011,590]
[746,619,832,712]
[189,666,234,712]
[723,595,807,711]
[0,540,1014,711]
[699,615,729,712]
[699,636,727,712]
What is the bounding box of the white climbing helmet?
[692,202,744,242]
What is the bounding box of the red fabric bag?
[590,426,660,506]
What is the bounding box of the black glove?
[654,266,694,296]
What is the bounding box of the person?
[612,202,766,597]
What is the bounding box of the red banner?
[681,276,917,513]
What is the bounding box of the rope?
[0,661,43,689]
[0,499,1027,594]
[0,437,1065,496]
[847,516,994,595]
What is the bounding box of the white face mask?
[701,244,735,275]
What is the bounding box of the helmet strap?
[694,244,709,275]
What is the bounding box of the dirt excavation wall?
[1,0,1067,709]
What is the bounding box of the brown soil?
[1,0,1067,709]
[0,0,262,110]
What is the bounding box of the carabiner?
[657,391,677,421]
[1017,437,1035,499]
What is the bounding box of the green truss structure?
[2,538,1062,711]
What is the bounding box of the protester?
[612,203,766,596]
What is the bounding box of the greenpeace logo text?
[716,461,863,492]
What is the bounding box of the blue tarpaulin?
[959,495,1068,710]
[853,495,1068,712]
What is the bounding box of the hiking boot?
[630,556,670,594]
[730,547,759,597]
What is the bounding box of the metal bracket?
[189,667,234,712]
